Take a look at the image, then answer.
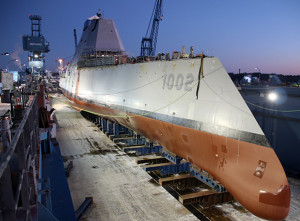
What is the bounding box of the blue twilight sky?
[0,0,299,75]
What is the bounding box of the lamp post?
[18,64,26,71]
[254,67,261,83]
[7,59,18,72]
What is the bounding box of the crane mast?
[140,0,163,57]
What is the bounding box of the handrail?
[0,95,37,178]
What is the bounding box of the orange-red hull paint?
[64,92,290,220]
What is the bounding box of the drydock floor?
[51,95,300,221]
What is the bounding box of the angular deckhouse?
[60,13,290,220]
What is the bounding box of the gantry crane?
[23,15,50,77]
[140,0,163,57]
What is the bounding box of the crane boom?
[140,0,163,57]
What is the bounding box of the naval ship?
[59,12,290,220]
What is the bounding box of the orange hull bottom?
[63,92,290,220]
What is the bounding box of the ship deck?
[51,95,300,221]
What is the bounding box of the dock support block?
[189,167,225,192]
[144,162,191,175]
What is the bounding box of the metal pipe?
[1,116,11,153]
[74,28,78,51]
[14,169,25,210]
[182,46,185,55]
[75,197,93,220]
[190,46,194,58]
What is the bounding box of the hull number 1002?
[162,73,194,91]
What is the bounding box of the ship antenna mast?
[140,0,163,57]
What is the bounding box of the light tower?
[23,15,50,78]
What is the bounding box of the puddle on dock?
[198,206,232,221]
[62,155,74,162]
[148,178,160,186]
[89,149,119,155]
[231,202,248,214]
[89,149,103,155]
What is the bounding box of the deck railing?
[0,95,39,221]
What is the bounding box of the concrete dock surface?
[52,96,197,221]
[51,95,300,221]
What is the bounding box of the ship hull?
[62,88,290,220]
[59,14,290,219]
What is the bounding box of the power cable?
[244,100,300,113]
